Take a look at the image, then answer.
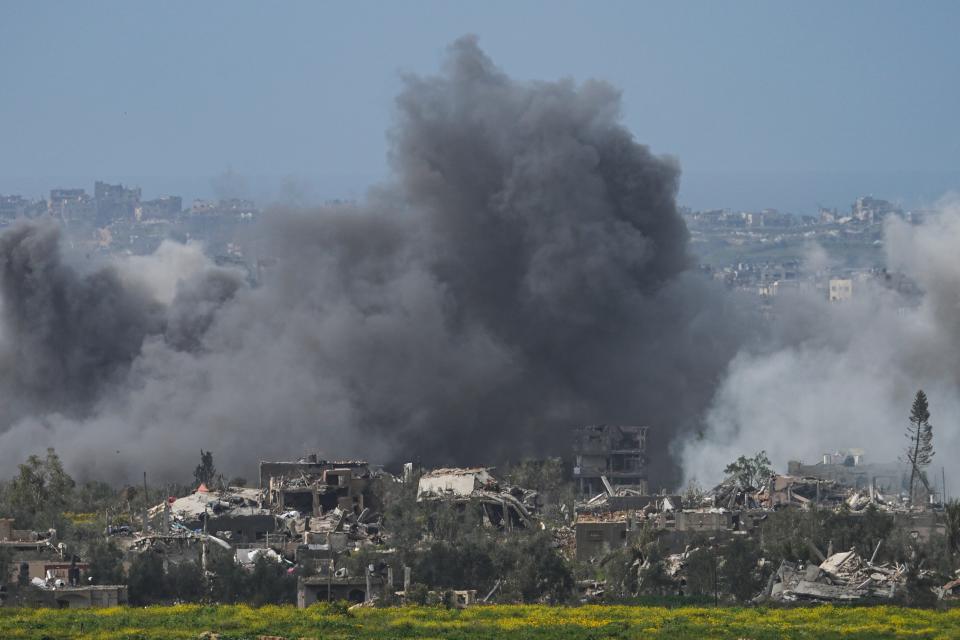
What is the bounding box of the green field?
[1,604,958,639]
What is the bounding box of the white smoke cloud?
[682,197,960,495]
[118,240,213,305]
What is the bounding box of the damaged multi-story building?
[573,424,649,496]
[260,455,380,517]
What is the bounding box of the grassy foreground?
[1,603,958,639]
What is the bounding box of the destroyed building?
[574,516,629,561]
[1,517,126,609]
[572,492,683,562]
[25,585,128,609]
[573,425,648,496]
[260,456,379,517]
[416,468,539,530]
[124,455,390,587]
[758,475,848,509]
[787,451,910,494]
[297,559,387,606]
[147,484,275,543]
[762,547,924,604]
[0,518,55,549]
[1,518,65,581]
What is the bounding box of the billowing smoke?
[0,37,750,483]
[682,198,960,495]
[0,224,246,429]
[0,223,164,419]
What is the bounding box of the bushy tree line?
[126,548,295,605]
[380,480,575,603]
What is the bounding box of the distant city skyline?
[3,169,956,216]
[2,1,959,213]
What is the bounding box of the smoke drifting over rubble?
[0,37,751,482]
[682,198,960,494]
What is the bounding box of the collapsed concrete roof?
[149,486,265,522]
[417,468,495,498]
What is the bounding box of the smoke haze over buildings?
[2,37,957,492]
[0,37,751,483]
[682,198,960,495]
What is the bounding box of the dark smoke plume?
[0,223,245,424]
[0,223,163,418]
[0,37,750,485]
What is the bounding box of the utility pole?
[142,471,150,534]
[365,563,373,603]
[201,505,209,572]
[943,467,948,504]
[712,542,719,607]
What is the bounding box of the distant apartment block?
[95,181,141,225]
[829,278,853,302]
[49,188,96,221]
[139,195,183,220]
[852,196,901,224]
[0,194,35,220]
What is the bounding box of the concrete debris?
[578,492,681,515]
[939,576,960,600]
[129,531,231,554]
[763,547,927,603]
[705,478,764,510]
[416,468,540,530]
[576,579,606,602]
[303,505,384,545]
[127,456,394,571]
[260,457,381,519]
[664,547,696,579]
[235,548,290,567]
[698,473,928,517]
[156,486,263,519]
[759,475,847,509]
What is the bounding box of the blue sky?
[1,1,958,212]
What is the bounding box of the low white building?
[829,278,852,302]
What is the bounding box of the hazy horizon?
[3,1,958,214]
[3,168,958,216]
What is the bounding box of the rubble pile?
[551,525,576,557]
[765,548,924,603]
[302,507,383,545]
[576,491,677,515]
[417,468,540,530]
[939,575,960,600]
[664,546,697,580]
[703,473,923,516]
[758,475,846,509]
[706,479,763,511]
[147,486,268,528]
